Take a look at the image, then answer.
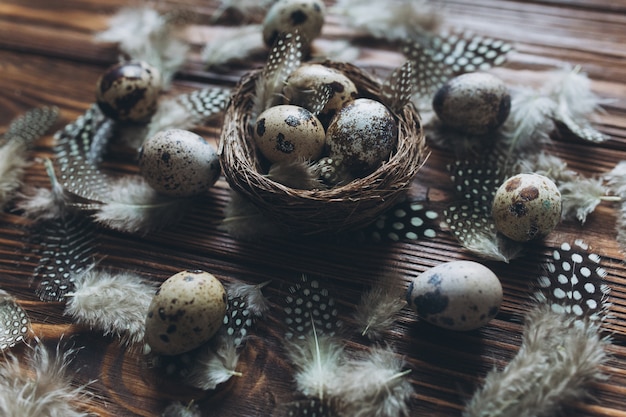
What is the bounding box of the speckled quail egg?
[138,129,221,197]
[96,60,162,123]
[325,98,397,176]
[432,72,511,135]
[492,173,562,242]
[407,261,503,331]
[284,64,358,126]
[262,0,325,48]
[145,270,227,356]
[253,104,325,163]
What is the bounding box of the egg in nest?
[144,270,227,356]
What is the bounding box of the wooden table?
[1,1,625,416]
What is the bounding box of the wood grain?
[1,1,626,416]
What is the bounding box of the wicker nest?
[219,61,427,236]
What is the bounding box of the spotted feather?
[555,109,609,143]
[535,239,610,322]
[380,60,415,113]
[177,87,231,123]
[284,275,341,340]
[2,106,59,147]
[365,199,440,242]
[279,398,337,417]
[222,281,270,348]
[0,290,31,351]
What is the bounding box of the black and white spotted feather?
[1,106,59,147]
[0,290,31,351]
[380,60,415,113]
[444,158,524,262]
[252,31,304,119]
[284,275,341,340]
[277,398,337,417]
[404,31,513,101]
[364,199,440,242]
[535,240,610,322]
[222,281,270,348]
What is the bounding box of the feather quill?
[463,303,609,417]
[353,276,406,341]
[202,25,265,69]
[64,266,158,346]
[329,345,413,417]
[95,6,191,88]
[0,342,92,417]
[89,176,189,234]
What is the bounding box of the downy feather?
[187,335,242,391]
[90,176,188,234]
[95,6,190,88]
[162,401,201,417]
[353,276,406,341]
[221,190,287,239]
[463,303,609,417]
[0,141,31,207]
[284,329,345,399]
[64,266,158,346]
[226,280,271,317]
[330,345,413,417]
[0,342,92,417]
[267,160,323,190]
[202,25,265,69]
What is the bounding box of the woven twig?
[219,61,427,235]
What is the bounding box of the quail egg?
[138,129,221,197]
[407,261,503,331]
[432,72,511,135]
[492,173,562,242]
[253,104,325,164]
[284,64,358,126]
[325,98,397,176]
[262,0,325,48]
[145,270,227,356]
[96,60,162,123]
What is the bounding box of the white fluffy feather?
[91,176,188,234]
[0,141,30,207]
[226,281,270,317]
[188,335,242,391]
[162,401,201,417]
[353,277,406,341]
[0,342,92,417]
[95,6,190,88]
[202,25,265,69]
[330,346,413,417]
[64,266,158,346]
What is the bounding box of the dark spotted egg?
[432,72,510,135]
[253,104,325,163]
[492,173,562,242]
[262,0,325,49]
[138,128,221,197]
[326,98,397,176]
[407,261,502,331]
[145,270,227,356]
[96,60,162,123]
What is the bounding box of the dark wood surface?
[1,1,626,416]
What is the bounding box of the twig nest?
[145,270,227,356]
[284,63,358,126]
[432,72,511,135]
[138,128,221,197]
[253,105,326,163]
[262,0,325,48]
[326,98,398,176]
[492,173,562,242]
[96,60,162,123]
[407,261,503,331]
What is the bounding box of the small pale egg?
[492,173,562,242]
[253,104,325,163]
[325,98,397,176]
[145,270,227,356]
[284,63,358,126]
[262,0,325,48]
[96,60,162,123]
[407,261,503,331]
[138,129,221,197]
[432,72,511,135]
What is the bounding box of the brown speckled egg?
[325,98,397,176]
[284,64,358,126]
[432,72,510,135]
[262,0,325,48]
[407,261,503,331]
[492,173,562,242]
[138,129,221,197]
[145,270,227,356]
[253,105,325,163]
[96,60,162,123]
